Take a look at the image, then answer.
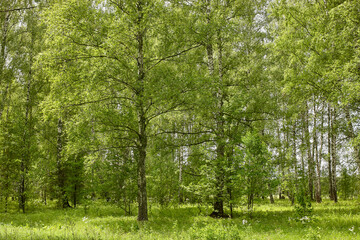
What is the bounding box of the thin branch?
[63,33,136,62]
[147,45,201,71]
[102,119,140,138]
[147,102,185,123]
[107,75,138,94]
[163,139,214,148]
[58,55,120,62]
[152,130,212,137]
[63,33,103,49]
[183,170,202,177]
[0,6,37,13]
[88,146,137,153]
[109,0,130,15]
[65,96,133,108]
[287,7,313,38]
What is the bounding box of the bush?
[294,184,312,221]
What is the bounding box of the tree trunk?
[331,107,338,203]
[1,102,11,213]
[327,104,334,201]
[19,163,26,213]
[57,118,71,208]
[137,133,148,221]
[312,97,321,202]
[300,119,306,177]
[19,27,35,213]
[0,12,9,119]
[304,104,314,201]
[293,122,298,187]
[247,180,254,213]
[136,1,148,221]
[269,183,275,204]
[73,183,77,208]
[315,102,322,203]
[213,133,226,217]
[227,146,234,218]
[213,45,227,217]
[204,1,227,218]
[4,173,9,213]
[178,147,184,204]
[345,106,360,170]
[44,189,47,205]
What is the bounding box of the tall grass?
[0,199,359,239]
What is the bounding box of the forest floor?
[0,199,359,239]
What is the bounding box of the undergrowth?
[0,199,359,239]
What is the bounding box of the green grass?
[0,199,360,239]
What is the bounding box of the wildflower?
[299,216,310,223]
[242,219,248,225]
[349,226,354,232]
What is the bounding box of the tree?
[0,0,45,213]
[40,0,199,221]
[174,0,271,218]
[0,0,15,212]
[269,0,359,203]
[242,131,271,212]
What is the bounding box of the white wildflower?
[242,219,248,225]
[299,216,310,223]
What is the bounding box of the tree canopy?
[0,0,359,221]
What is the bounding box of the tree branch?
[0,6,37,13]
[147,44,201,71]
[65,96,133,108]
[152,130,212,137]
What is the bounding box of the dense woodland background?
[0,0,360,222]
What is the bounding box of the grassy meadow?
[0,199,359,239]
